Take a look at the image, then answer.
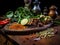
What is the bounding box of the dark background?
[0,0,60,15]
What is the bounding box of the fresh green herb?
[53,19,60,25]
[5,7,35,24]
[6,11,13,18]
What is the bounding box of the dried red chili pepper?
[0,18,10,25]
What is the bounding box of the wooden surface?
[0,35,13,45]
[8,26,60,45]
[0,16,60,45]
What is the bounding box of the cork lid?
[49,5,57,10]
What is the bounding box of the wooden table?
[0,16,60,45]
[8,26,60,45]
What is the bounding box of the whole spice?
[0,18,10,25]
[36,28,55,39]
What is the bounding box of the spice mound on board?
[36,28,56,39]
[9,23,26,30]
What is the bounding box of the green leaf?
[6,11,13,18]
[54,20,60,25]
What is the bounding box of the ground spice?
[9,23,26,30]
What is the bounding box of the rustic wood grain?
[8,26,60,45]
[0,35,13,45]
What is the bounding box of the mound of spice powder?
[9,23,26,30]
